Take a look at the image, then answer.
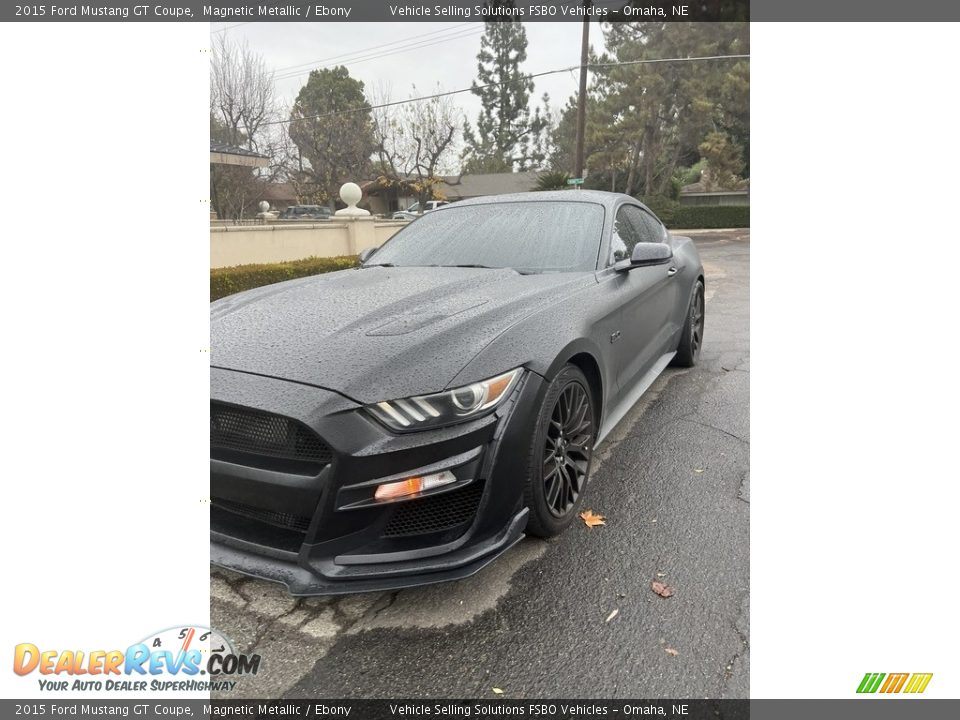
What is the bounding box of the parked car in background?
[391,200,448,220]
[279,205,332,220]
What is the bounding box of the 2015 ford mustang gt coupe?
[210,191,704,595]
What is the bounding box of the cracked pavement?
[211,230,750,699]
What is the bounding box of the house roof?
[361,171,541,199]
[452,189,627,210]
[259,182,297,201]
[442,171,540,199]
[210,140,270,168]
[680,181,708,194]
[680,180,750,196]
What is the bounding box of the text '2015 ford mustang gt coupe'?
[210,191,705,595]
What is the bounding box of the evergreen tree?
[560,22,749,197]
[288,66,374,207]
[463,13,547,172]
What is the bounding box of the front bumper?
[209,367,543,595]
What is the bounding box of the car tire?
[523,364,597,538]
[672,279,705,368]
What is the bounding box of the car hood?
[211,266,593,404]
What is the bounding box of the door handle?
[667,266,679,276]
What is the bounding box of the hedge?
[669,205,750,229]
[642,200,749,230]
[211,255,358,301]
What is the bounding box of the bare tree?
[210,34,277,151]
[209,36,283,220]
[371,84,463,212]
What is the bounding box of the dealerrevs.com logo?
[857,672,933,694]
[13,626,260,693]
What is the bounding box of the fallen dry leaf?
[651,581,675,598]
[579,509,606,528]
[492,688,504,695]
[664,647,679,656]
[605,609,619,623]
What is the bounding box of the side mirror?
[358,247,377,264]
[615,243,673,272]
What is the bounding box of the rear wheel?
[673,280,705,367]
[523,365,597,538]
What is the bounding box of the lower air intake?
[212,497,313,533]
[382,482,484,538]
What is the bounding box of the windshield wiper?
[427,263,499,269]
[364,262,395,268]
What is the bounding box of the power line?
[274,29,484,81]
[590,54,750,69]
[210,22,250,34]
[273,27,484,81]
[265,53,750,127]
[271,22,475,75]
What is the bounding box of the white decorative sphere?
[258,201,270,213]
[339,182,362,207]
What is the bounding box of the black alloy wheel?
[524,364,597,537]
[543,382,594,517]
[673,279,705,367]
[689,283,704,358]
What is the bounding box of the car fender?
[667,235,705,339]
[446,295,615,423]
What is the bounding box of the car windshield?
[369,201,605,274]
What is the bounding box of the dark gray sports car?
[210,190,704,595]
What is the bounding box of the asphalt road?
[211,230,750,699]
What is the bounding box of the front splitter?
[211,508,529,596]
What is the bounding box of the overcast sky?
[212,21,607,159]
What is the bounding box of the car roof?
[448,189,630,211]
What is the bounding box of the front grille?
[212,497,313,532]
[382,482,484,538]
[211,402,332,472]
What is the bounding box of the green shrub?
[677,161,704,186]
[211,255,358,301]
[670,205,750,229]
[535,170,571,191]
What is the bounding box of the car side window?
[637,209,668,243]
[609,205,659,265]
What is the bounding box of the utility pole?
[573,0,591,181]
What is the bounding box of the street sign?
[566,177,584,185]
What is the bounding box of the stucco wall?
[210,218,407,268]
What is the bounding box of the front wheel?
[523,365,597,538]
[672,280,705,367]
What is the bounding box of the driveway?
[211,229,750,699]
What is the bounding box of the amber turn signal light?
[374,470,457,502]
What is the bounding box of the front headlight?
[366,368,523,432]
